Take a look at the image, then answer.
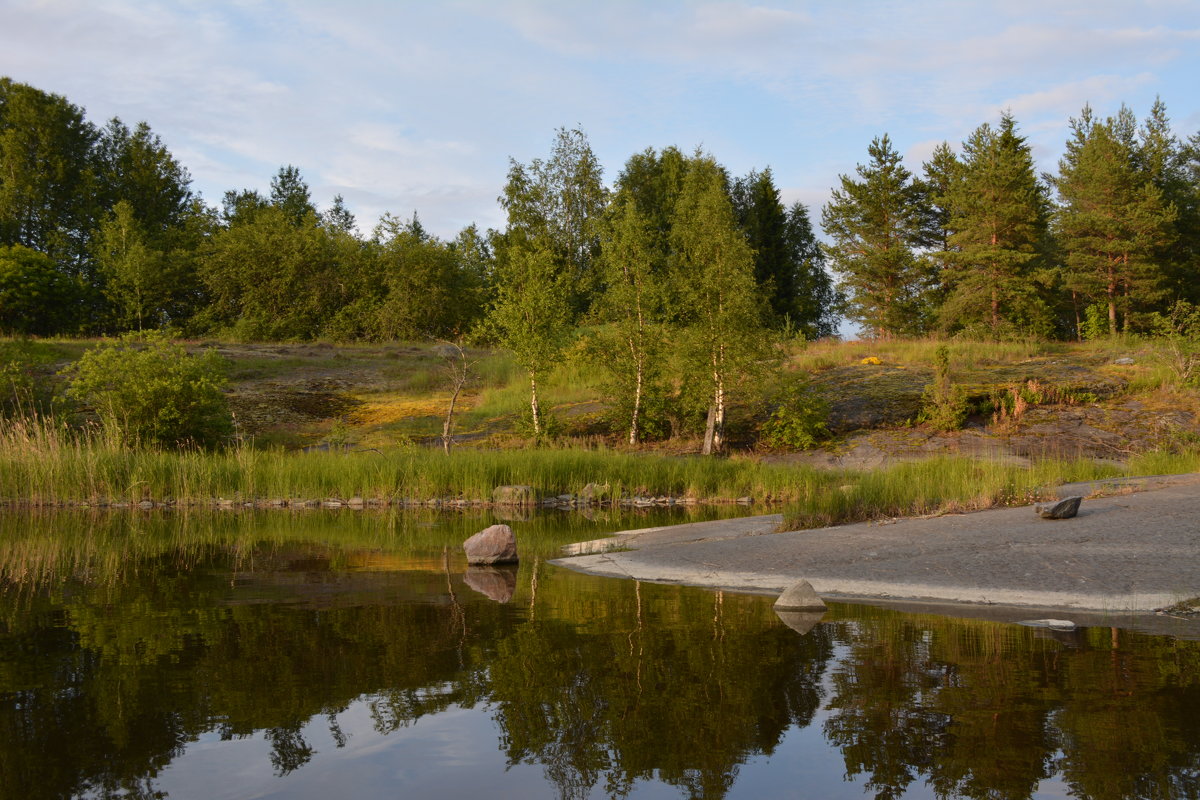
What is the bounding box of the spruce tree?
[941,114,1053,337]
[1138,99,1198,302]
[821,134,934,338]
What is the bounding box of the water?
[1,509,1198,800]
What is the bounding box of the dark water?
[1,510,1198,800]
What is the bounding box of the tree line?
[826,103,1200,340]
[3,77,1198,452]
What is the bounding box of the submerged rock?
[774,579,827,612]
[463,565,518,603]
[463,523,519,565]
[1036,496,1082,519]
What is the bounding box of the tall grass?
[3,414,1196,538]
[0,415,830,503]
[780,456,1123,530]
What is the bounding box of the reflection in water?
[0,510,1198,799]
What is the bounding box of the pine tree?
[941,114,1053,337]
[1054,115,1176,335]
[821,134,934,338]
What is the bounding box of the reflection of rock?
[1036,496,1082,519]
[775,610,826,636]
[464,565,518,603]
[463,523,519,565]
[491,506,535,523]
[774,579,827,611]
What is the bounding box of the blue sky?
[2,0,1198,239]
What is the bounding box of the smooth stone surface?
[774,579,827,611]
[1037,496,1082,519]
[463,565,518,603]
[463,523,519,565]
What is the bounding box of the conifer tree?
[1138,99,1198,301]
[821,134,934,338]
[941,114,1053,337]
[732,169,839,336]
[1054,114,1176,335]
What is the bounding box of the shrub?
[61,331,233,448]
[918,345,969,431]
[758,377,830,451]
[1147,300,1200,387]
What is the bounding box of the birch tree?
[672,156,770,455]
[593,194,663,444]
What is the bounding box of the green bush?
[758,377,830,451]
[918,345,969,431]
[61,332,233,448]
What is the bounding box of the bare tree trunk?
[702,403,716,455]
[712,373,725,453]
[438,339,473,455]
[442,386,460,455]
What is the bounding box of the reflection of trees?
[821,607,1200,800]
[3,511,1200,800]
[486,580,834,799]
[0,526,834,800]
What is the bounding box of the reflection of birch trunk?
[529,556,540,622]
[442,546,466,665]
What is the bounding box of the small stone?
[1036,496,1082,519]
[138,500,155,510]
[463,523,519,565]
[1113,357,1135,365]
[736,496,753,505]
[347,496,365,508]
[774,580,827,612]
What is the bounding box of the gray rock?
[1036,496,1082,519]
[1113,357,1136,365]
[1017,618,1077,631]
[776,610,826,635]
[463,565,518,602]
[463,523,519,565]
[493,485,537,507]
[774,579,827,611]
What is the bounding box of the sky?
[2,0,1198,240]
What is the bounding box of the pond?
[1,508,1198,800]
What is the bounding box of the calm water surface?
[1,509,1198,800]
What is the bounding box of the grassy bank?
[4,414,1198,532]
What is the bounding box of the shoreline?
[552,473,1200,636]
